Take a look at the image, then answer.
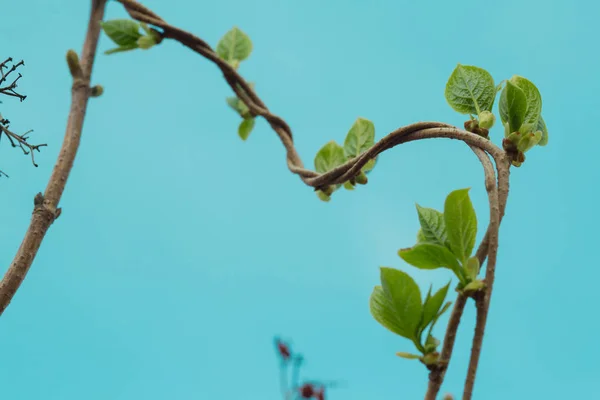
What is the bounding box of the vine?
[0,1,548,398]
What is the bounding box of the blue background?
[1,0,596,399]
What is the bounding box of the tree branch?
[0,0,107,316]
[462,154,505,400]
[424,147,508,399]
[111,2,515,398]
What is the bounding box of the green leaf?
[415,205,446,246]
[104,44,139,55]
[238,118,255,141]
[343,118,375,159]
[101,19,142,47]
[464,256,480,281]
[537,115,548,146]
[444,188,477,262]
[420,282,450,335]
[314,141,346,173]
[370,286,410,338]
[398,243,461,276]
[216,27,253,63]
[445,64,496,115]
[499,80,527,134]
[435,302,452,322]
[509,76,542,134]
[379,267,423,340]
[396,352,421,360]
[416,229,428,243]
[226,96,250,118]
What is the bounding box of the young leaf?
[101,20,142,47]
[379,267,423,341]
[370,286,411,338]
[216,27,253,63]
[398,243,461,276]
[499,80,527,134]
[415,205,446,246]
[445,64,496,115]
[238,118,255,140]
[396,352,421,360]
[104,44,139,55]
[537,115,548,146]
[226,96,250,118]
[464,256,480,281]
[424,334,441,353]
[509,76,542,134]
[314,141,346,173]
[444,188,477,262]
[420,281,450,335]
[416,229,428,243]
[343,118,375,159]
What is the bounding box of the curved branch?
[0,0,107,316]
[114,1,514,398]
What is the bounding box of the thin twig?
[424,147,507,399]
[0,0,107,315]
[462,155,504,400]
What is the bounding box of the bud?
[464,256,480,281]
[516,131,542,153]
[316,190,331,202]
[90,85,104,97]
[511,151,525,167]
[355,171,368,185]
[420,351,440,367]
[464,119,478,133]
[463,279,486,294]
[478,110,495,129]
[66,49,82,78]
[343,181,355,191]
[137,35,156,50]
[502,137,517,153]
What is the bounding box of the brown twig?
[0,0,107,316]
[0,57,27,101]
[0,58,47,175]
[424,147,507,400]
[462,159,505,400]
[0,119,47,167]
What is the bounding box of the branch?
[462,155,505,399]
[425,147,508,399]
[112,1,515,397]
[0,0,107,316]
[0,57,27,101]
[0,58,47,175]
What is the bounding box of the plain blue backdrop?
[1,0,597,399]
